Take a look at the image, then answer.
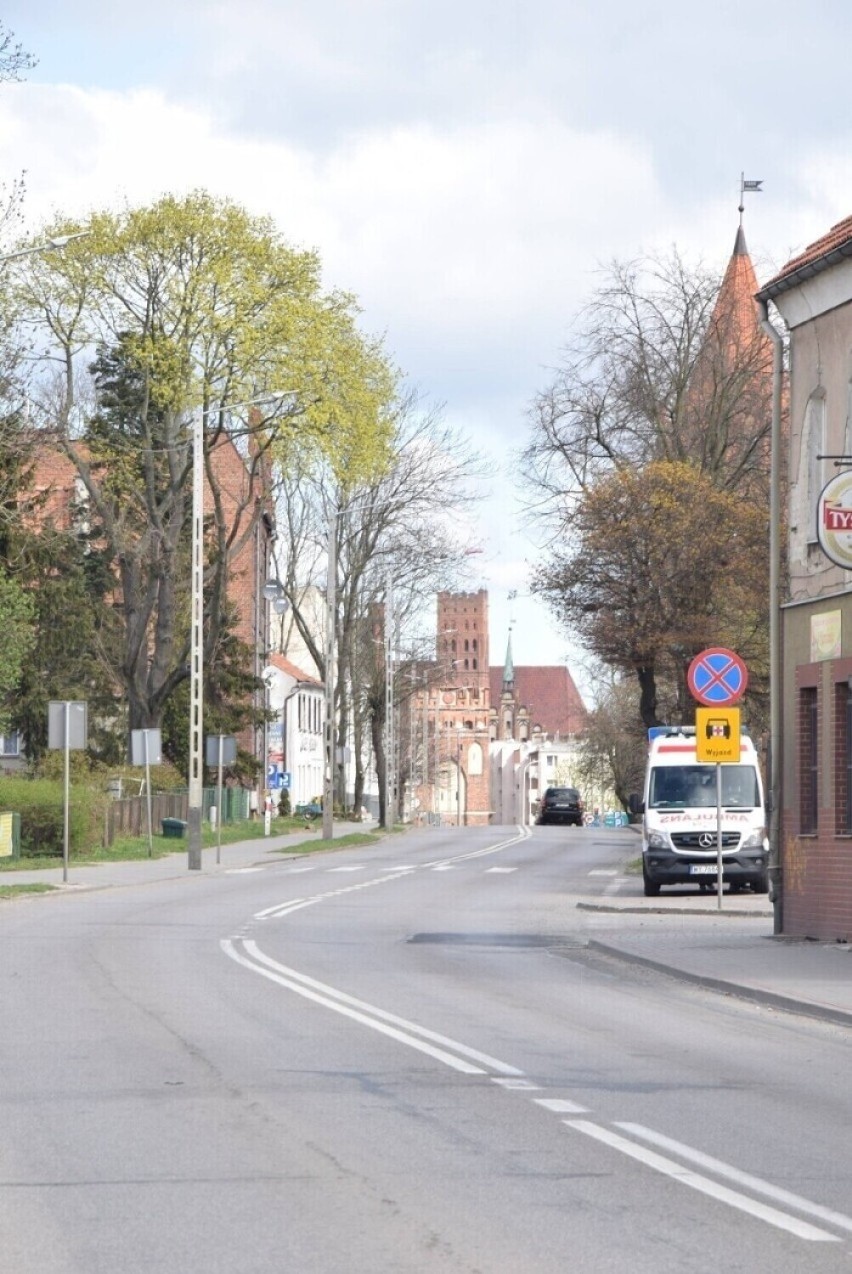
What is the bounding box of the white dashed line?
[534,1098,590,1114]
[492,1078,540,1090]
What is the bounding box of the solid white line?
[237,938,525,1077]
[617,1123,852,1237]
[534,1098,589,1114]
[432,864,455,871]
[221,939,487,1075]
[588,870,618,877]
[423,825,531,871]
[326,865,366,872]
[485,866,517,873]
[225,867,264,874]
[564,1121,838,1242]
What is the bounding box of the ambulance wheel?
[643,874,660,897]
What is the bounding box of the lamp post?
[187,393,287,870]
[187,405,205,869]
[323,515,337,841]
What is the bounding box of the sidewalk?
[0,821,369,890]
[579,893,852,1029]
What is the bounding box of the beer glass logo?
[818,471,852,569]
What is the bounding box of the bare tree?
[523,249,774,527]
[273,389,487,817]
[524,248,775,729]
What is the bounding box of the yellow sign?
[696,708,741,763]
[0,812,13,857]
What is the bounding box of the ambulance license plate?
[689,864,719,875]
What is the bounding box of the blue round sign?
[687,647,748,706]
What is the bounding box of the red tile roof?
[759,214,852,297]
[269,652,321,685]
[490,665,587,738]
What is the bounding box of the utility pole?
[322,509,337,841]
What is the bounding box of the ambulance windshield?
[649,765,759,809]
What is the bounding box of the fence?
[103,787,252,847]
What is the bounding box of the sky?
[2,1,852,702]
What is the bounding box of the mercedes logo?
[698,833,715,849]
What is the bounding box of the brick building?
[757,213,852,940]
[408,590,588,826]
[22,430,273,769]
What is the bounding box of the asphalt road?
[1,824,851,1272]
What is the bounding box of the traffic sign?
[696,708,741,762]
[687,647,748,706]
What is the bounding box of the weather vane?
[739,172,763,225]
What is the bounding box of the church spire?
[502,630,515,692]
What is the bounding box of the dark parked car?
[537,786,584,827]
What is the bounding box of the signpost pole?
[144,730,154,858]
[716,762,724,910]
[217,736,224,865]
[62,702,70,885]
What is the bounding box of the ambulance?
[630,725,769,897]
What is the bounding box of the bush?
[0,777,108,858]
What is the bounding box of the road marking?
[221,938,525,1077]
[326,865,366,872]
[564,1121,838,1241]
[485,866,517,873]
[225,867,264,874]
[588,870,618,876]
[492,1078,540,1090]
[432,864,456,871]
[618,1123,852,1237]
[286,866,316,873]
[534,1098,590,1114]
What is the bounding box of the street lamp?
[0,231,91,265]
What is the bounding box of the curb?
[587,938,852,1029]
[577,901,771,919]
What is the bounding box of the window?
[0,731,20,757]
[800,687,819,834]
[836,682,852,835]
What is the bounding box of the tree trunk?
[636,663,660,729]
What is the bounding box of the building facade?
[758,215,852,940]
[264,653,324,809]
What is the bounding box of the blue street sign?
[280,771,291,789]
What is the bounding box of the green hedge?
[0,778,108,858]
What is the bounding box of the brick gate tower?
[433,589,491,825]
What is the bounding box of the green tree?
[533,461,769,730]
[8,191,395,744]
[0,567,34,732]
